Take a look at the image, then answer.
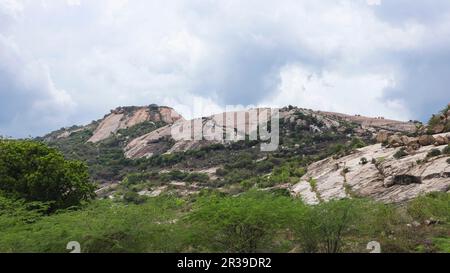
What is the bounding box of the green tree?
[407,192,450,223]
[294,199,366,253]
[187,191,302,253]
[0,140,95,210]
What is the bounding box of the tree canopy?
[0,140,95,210]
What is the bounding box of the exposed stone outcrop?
[418,135,436,146]
[291,134,450,204]
[124,108,277,158]
[87,105,183,143]
[419,104,450,134]
[319,111,417,133]
[376,130,391,143]
[124,125,174,158]
[123,107,417,159]
[387,135,403,147]
[434,135,449,146]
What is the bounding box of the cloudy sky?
[1,0,450,137]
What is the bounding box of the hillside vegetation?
[1,105,449,253]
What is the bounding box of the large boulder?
[387,135,403,147]
[291,138,450,204]
[400,136,412,145]
[434,135,449,146]
[433,124,445,134]
[418,135,435,146]
[376,130,391,143]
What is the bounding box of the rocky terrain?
[291,132,450,204]
[46,105,183,143]
[87,105,183,143]
[41,104,450,204]
[124,107,417,159]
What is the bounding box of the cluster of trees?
[1,136,448,253]
[0,140,95,211]
[1,189,448,253]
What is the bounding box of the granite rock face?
[291,134,450,204]
[87,106,183,143]
[124,107,417,159]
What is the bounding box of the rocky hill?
[422,104,450,134]
[45,105,183,143]
[40,104,449,204]
[124,107,418,159]
[292,133,450,204]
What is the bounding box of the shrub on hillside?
[442,144,450,155]
[407,192,450,223]
[294,199,369,253]
[0,140,95,211]
[393,148,408,159]
[426,149,442,158]
[187,191,303,253]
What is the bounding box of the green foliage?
[116,121,165,141]
[427,105,450,133]
[294,199,367,253]
[122,173,149,186]
[426,149,442,158]
[360,157,368,165]
[432,237,450,253]
[0,193,49,227]
[123,191,147,204]
[393,147,408,159]
[0,198,186,253]
[0,189,449,253]
[327,138,366,159]
[43,122,168,183]
[407,192,450,223]
[0,140,95,210]
[328,143,346,156]
[443,144,450,155]
[349,137,366,149]
[308,178,317,191]
[187,191,302,253]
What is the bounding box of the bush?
[393,148,408,159]
[122,173,149,186]
[350,138,366,149]
[187,191,302,253]
[0,140,95,211]
[407,192,450,223]
[442,144,450,155]
[0,198,186,253]
[185,172,209,183]
[294,199,367,253]
[426,149,442,158]
[123,191,146,205]
[255,160,275,173]
[215,168,228,177]
[360,157,368,165]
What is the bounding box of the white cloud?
[0,33,75,137]
[66,0,81,7]
[264,64,411,120]
[1,0,450,136]
[367,0,382,6]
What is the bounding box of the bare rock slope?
[291,133,450,204]
[87,106,183,143]
[124,107,417,159]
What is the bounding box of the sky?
[1,0,450,138]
